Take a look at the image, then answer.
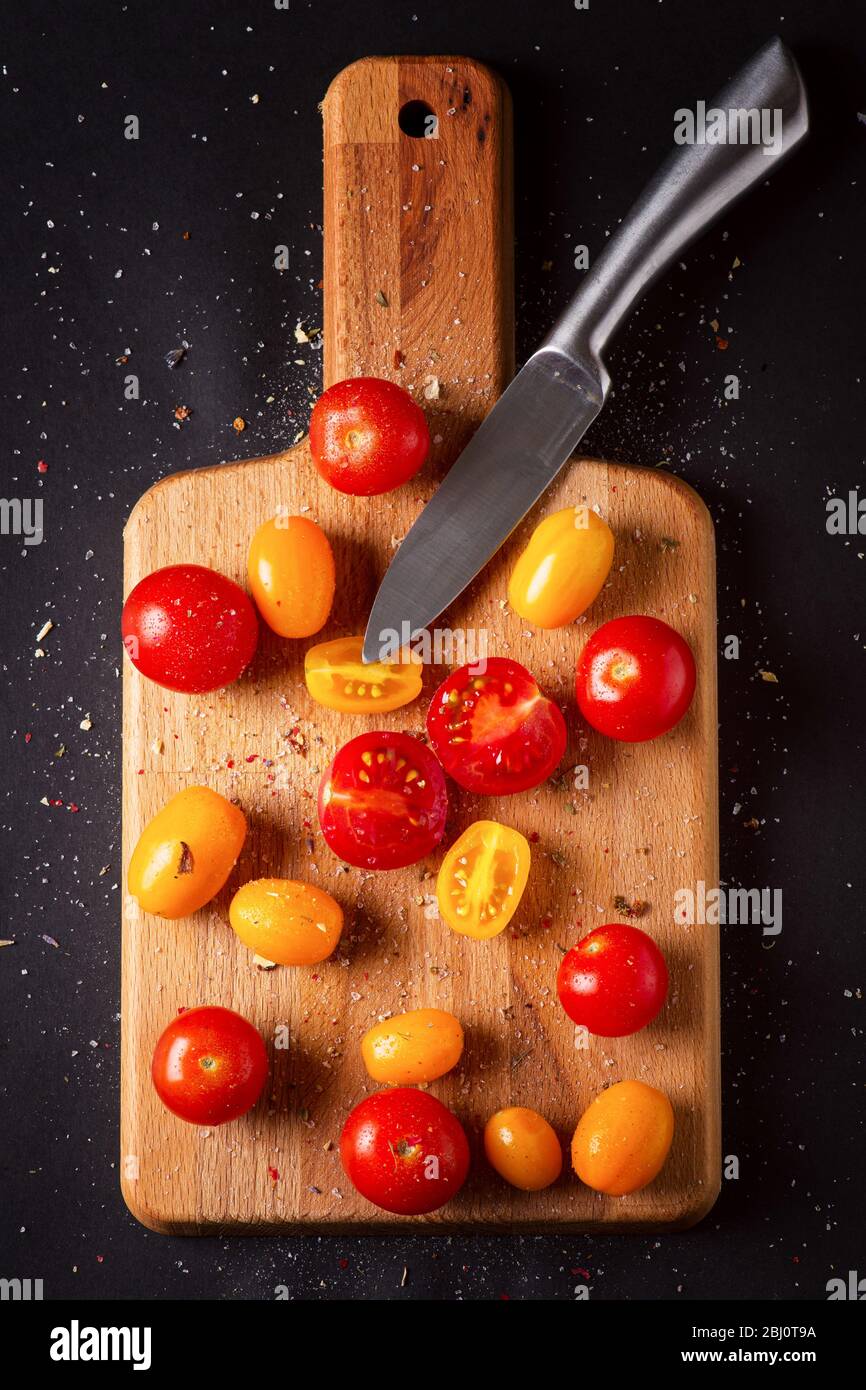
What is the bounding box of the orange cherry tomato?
[247,514,335,638]
[229,878,343,966]
[508,506,614,629]
[361,1008,464,1085]
[484,1107,563,1191]
[436,820,531,939]
[304,634,422,714]
[571,1079,674,1196]
[128,786,247,919]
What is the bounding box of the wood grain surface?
[120,56,720,1234]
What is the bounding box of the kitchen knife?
[363,36,808,664]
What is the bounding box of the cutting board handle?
[322,56,514,479]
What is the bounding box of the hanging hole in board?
[398,100,439,140]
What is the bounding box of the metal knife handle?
[547,36,808,378]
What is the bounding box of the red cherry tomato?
[557,924,669,1037]
[309,377,430,496]
[318,730,448,870]
[426,657,567,795]
[340,1088,470,1215]
[151,1005,268,1125]
[122,563,258,694]
[575,615,696,742]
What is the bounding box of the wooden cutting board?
[121,56,720,1234]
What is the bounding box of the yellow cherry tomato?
[436,820,531,940]
[571,1079,674,1196]
[361,1008,464,1084]
[229,878,343,966]
[304,634,422,714]
[484,1106,563,1191]
[508,505,614,628]
[247,514,335,638]
[128,786,247,919]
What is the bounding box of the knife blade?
[364,349,604,662]
[363,36,808,664]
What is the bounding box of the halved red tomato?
[317,730,448,870]
[426,657,567,795]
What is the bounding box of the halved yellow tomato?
[248,514,335,638]
[304,634,422,714]
[508,505,614,629]
[436,820,531,939]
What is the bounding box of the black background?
[1,0,864,1302]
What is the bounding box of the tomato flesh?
[436,819,531,939]
[309,377,430,496]
[304,635,422,714]
[426,657,567,795]
[340,1088,470,1215]
[318,730,448,870]
[557,923,669,1037]
[151,1005,268,1126]
[122,563,258,693]
[576,615,696,742]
